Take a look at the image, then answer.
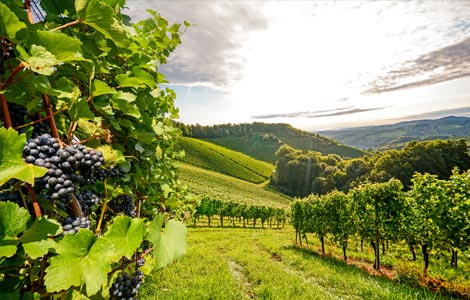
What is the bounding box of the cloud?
[251,106,387,119]
[123,1,269,89]
[365,36,470,94]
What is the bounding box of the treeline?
[272,139,470,197]
[292,169,470,273]
[174,122,365,159]
[176,122,330,144]
[193,198,288,228]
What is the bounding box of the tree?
[351,179,404,270]
[323,191,356,261]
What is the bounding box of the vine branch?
[96,179,109,234]
[26,184,42,218]
[0,63,25,90]
[24,0,34,23]
[107,247,154,276]
[42,94,61,144]
[52,19,81,31]
[0,94,12,128]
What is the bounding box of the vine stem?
[0,62,25,90]
[26,184,42,217]
[14,109,66,131]
[96,179,109,234]
[107,247,154,276]
[41,94,61,145]
[52,19,81,31]
[24,0,34,23]
[0,94,13,128]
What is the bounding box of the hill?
[177,162,291,208]
[318,116,470,150]
[175,137,274,184]
[177,122,366,163]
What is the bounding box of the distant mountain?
[176,122,366,163]
[317,116,470,150]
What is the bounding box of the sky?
[124,1,470,131]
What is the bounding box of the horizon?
[124,1,470,131]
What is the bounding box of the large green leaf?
[102,216,145,261]
[70,98,95,122]
[44,230,111,296]
[0,128,47,186]
[20,45,57,75]
[92,79,116,97]
[31,31,86,62]
[0,202,30,258]
[20,217,61,259]
[0,3,27,42]
[116,68,156,88]
[148,215,187,268]
[0,198,31,237]
[79,0,129,47]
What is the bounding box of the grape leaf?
[0,238,19,258]
[44,230,111,296]
[19,217,61,259]
[0,2,27,42]
[70,98,95,122]
[0,201,31,237]
[30,31,87,62]
[115,68,156,88]
[0,128,47,186]
[148,215,187,268]
[21,45,57,75]
[92,79,116,97]
[79,0,129,48]
[0,202,30,258]
[102,216,144,261]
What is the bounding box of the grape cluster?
[0,181,23,206]
[108,195,136,217]
[91,166,127,181]
[23,133,106,204]
[62,216,91,234]
[32,122,52,137]
[109,262,144,300]
[76,190,100,214]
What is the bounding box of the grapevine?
[0,0,191,299]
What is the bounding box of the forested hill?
[176,122,365,163]
[318,116,470,150]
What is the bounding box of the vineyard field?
[176,137,274,183]
[140,227,455,300]
[178,162,291,208]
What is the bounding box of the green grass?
[176,137,274,183]
[178,162,291,208]
[141,227,455,300]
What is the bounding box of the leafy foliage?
[272,139,470,197]
[291,170,470,273]
[0,0,190,298]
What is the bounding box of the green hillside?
[178,162,291,208]
[318,116,470,150]
[202,134,281,163]
[176,137,274,184]
[177,122,365,163]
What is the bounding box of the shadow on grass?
[285,244,468,300]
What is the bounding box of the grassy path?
[141,227,453,300]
